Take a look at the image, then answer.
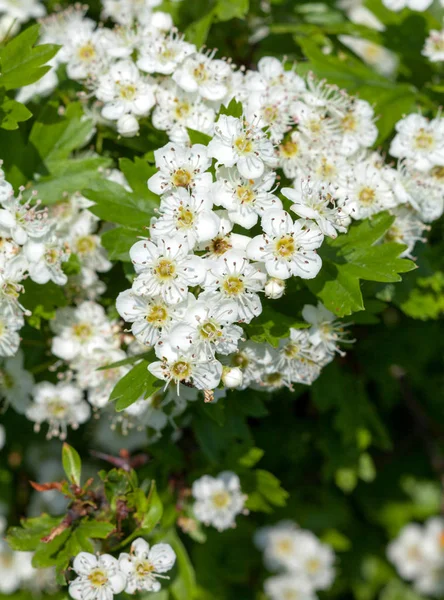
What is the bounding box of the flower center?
[45,248,59,264]
[209,236,232,256]
[317,158,336,179]
[135,559,155,577]
[174,101,191,120]
[341,113,357,132]
[236,185,256,204]
[222,275,245,296]
[176,206,195,228]
[78,42,96,61]
[306,558,320,573]
[414,129,434,150]
[211,490,231,508]
[263,105,279,123]
[234,135,253,156]
[276,539,293,555]
[275,235,295,258]
[48,399,68,419]
[358,187,376,205]
[283,342,300,359]
[431,166,444,181]
[154,258,176,280]
[280,140,298,158]
[88,569,108,587]
[3,282,20,299]
[264,372,282,385]
[72,323,93,340]
[147,304,168,325]
[118,83,137,100]
[232,352,249,369]
[172,169,192,188]
[171,360,192,381]
[193,63,208,83]
[199,320,222,341]
[76,235,97,255]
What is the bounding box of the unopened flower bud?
[222,366,243,389]
[117,114,139,137]
[265,278,285,299]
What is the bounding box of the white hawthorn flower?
[166,296,242,357]
[192,471,247,531]
[264,574,316,600]
[65,28,111,80]
[334,98,378,156]
[51,301,118,361]
[0,0,45,22]
[130,235,207,304]
[208,115,277,179]
[96,60,156,127]
[24,233,70,286]
[382,0,433,10]
[69,552,126,600]
[173,51,232,101]
[384,206,426,257]
[387,523,426,581]
[137,31,195,75]
[148,142,212,195]
[294,530,336,591]
[203,250,266,323]
[150,188,220,247]
[116,289,188,346]
[423,29,444,62]
[26,381,91,440]
[212,166,282,229]
[339,35,398,77]
[247,209,324,280]
[149,340,222,391]
[282,182,350,239]
[69,212,112,274]
[339,161,397,219]
[0,194,50,245]
[302,302,350,357]
[390,114,444,171]
[118,538,176,593]
[255,521,302,572]
[243,56,305,95]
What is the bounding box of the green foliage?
[62,443,82,486]
[109,359,161,411]
[306,213,415,316]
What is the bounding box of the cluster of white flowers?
[255,520,336,600]
[0,515,56,595]
[191,471,247,531]
[0,166,71,357]
[69,538,176,599]
[0,0,45,42]
[423,27,444,62]
[387,517,444,597]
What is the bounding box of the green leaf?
[238,447,264,468]
[101,226,145,262]
[306,213,416,316]
[32,157,112,205]
[75,520,114,539]
[62,443,82,485]
[187,128,212,146]
[219,98,243,118]
[6,515,62,551]
[110,360,161,411]
[245,470,289,513]
[84,179,157,227]
[245,305,308,347]
[0,25,59,90]
[29,103,96,169]
[185,10,214,47]
[140,481,163,531]
[0,97,32,130]
[118,157,156,198]
[214,0,249,21]
[97,351,154,371]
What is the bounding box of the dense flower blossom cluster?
[387,517,444,597]
[255,520,336,600]
[69,538,176,599]
[191,471,247,531]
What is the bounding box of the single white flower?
[130,235,207,304]
[24,233,70,286]
[0,349,34,413]
[208,115,277,179]
[423,28,444,62]
[264,574,316,600]
[247,209,324,280]
[173,51,232,102]
[387,523,426,581]
[137,31,195,75]
[69,552,126,600]
[0,303,22,357]
[302,302,350,357]
[192,471,247,531]
[382,0,433,10]
[148,142,212,196]
[118,538,176,593]
[390,114,444,171]
[339,35,398,77]
[26,381,91,440]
